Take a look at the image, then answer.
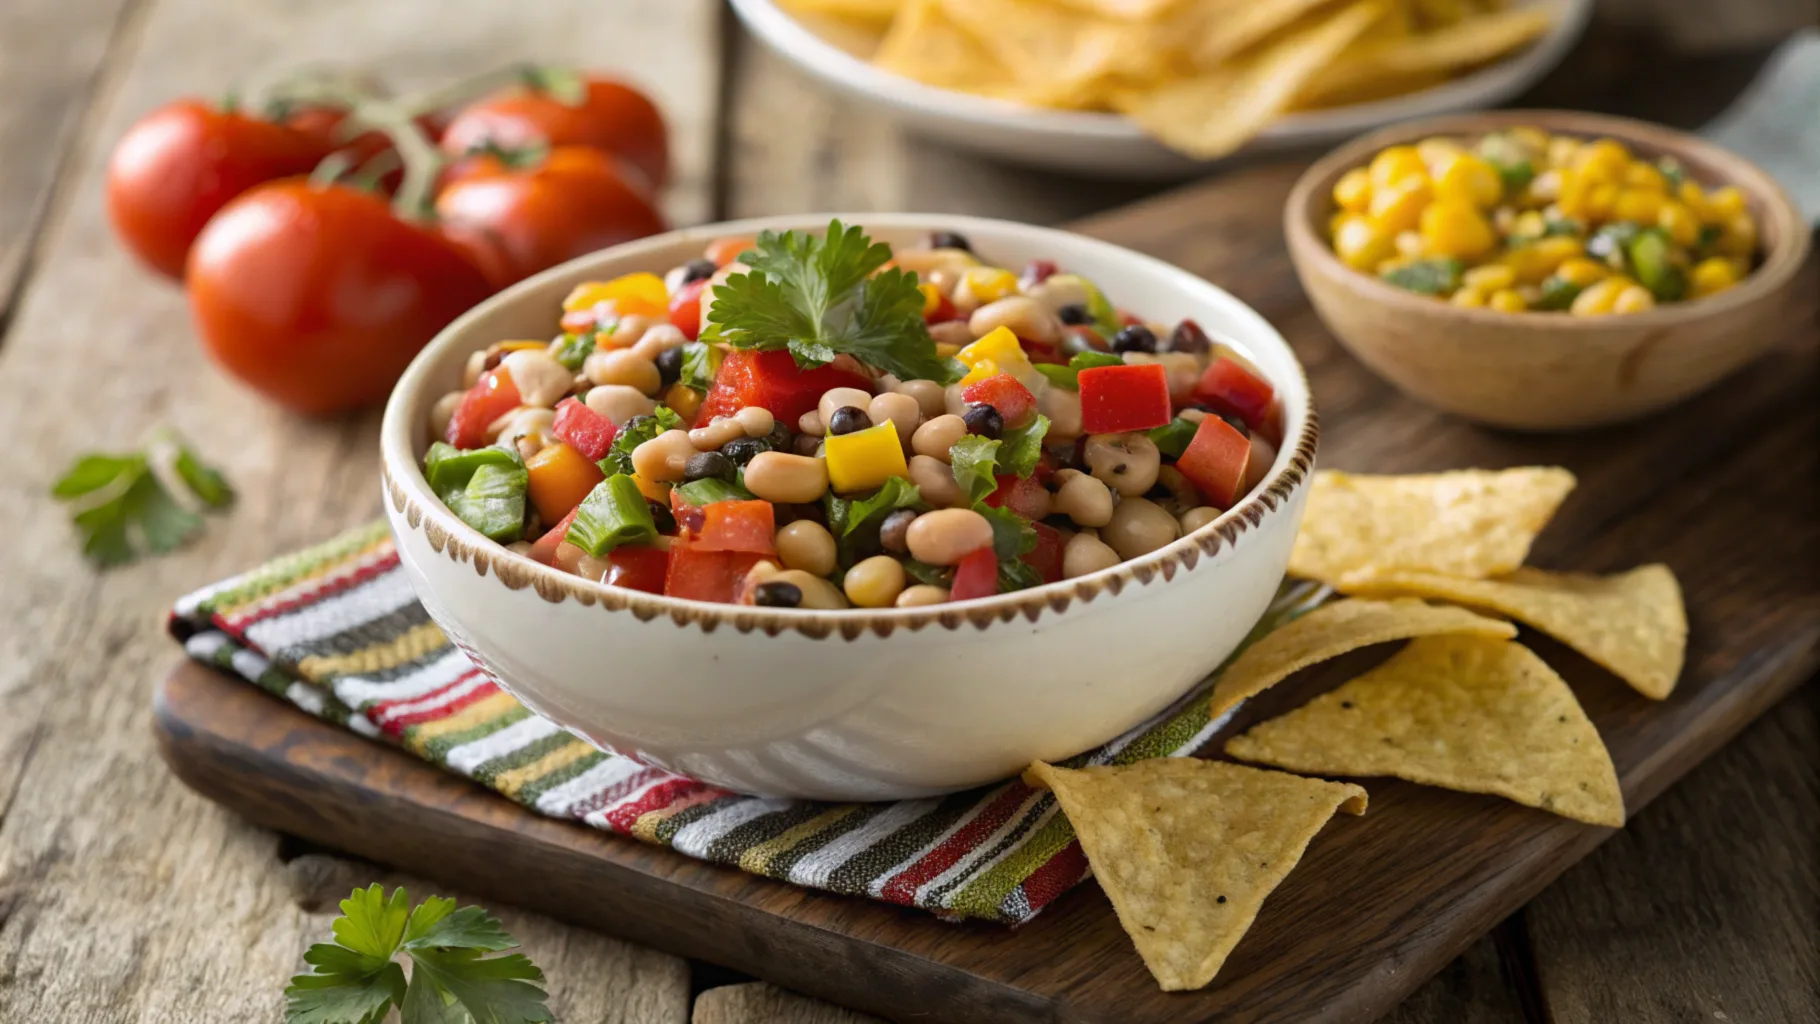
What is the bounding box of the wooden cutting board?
[154,160,1820,1024]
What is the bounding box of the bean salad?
[424,221,1282,609]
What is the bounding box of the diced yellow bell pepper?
[959,267,1018,305]
[824,422,909,494]
[957,326,1034,383]
[562,272,669,317]
[918,282,944,317]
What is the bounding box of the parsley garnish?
[50,428,233,567]
[600,406,685,477]
[1381,258,1465,296]
[284,885,551,1024]
[948,436,1003,504]
[976,502,1037,560]
[549,332,595,372]
[677,341,721,393]
[999,415,1050,477]
[703,219,962,383]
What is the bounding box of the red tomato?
[1078,363,1173,434]
[552,396,617,461]
[437,147,665,289]
[1021,522,1065,584]
[664,535,761,603]
[984,475,1049,520]
[961,374,1037,428]
[604,545,669,593]
[529,507,580,565]
[668,278,709,340]
[107,100,331,280]
[188,181,492,416]
[950,547,999,602]
[694,500,777,555]
[441,77,669,193]
[1191,358,1276,432]
[1175,415,1252,510]
[446,368,522,448]
[695,349,873,427]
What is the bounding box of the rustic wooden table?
[0,1,1813,1021]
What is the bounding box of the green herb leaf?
[599,407,685,477]
[50,431,232,568]
[902,559,954,588]
[173,448,233,508]
[285,950,406,1024]
[408,949,552,1024]
[403,901,519,954]
[1535,276,1584,311]
[703,219,959,383]
[1034,351,1122,390]
[1490,157,1534,192]
[1657,157,1686,189]
[334,885,414,960]
[674,477,755,506]
[998,557,1045,594]
[827,476,924,538]
[948,436,1002,504]
[678,341,721,393]
[975,502,1036,561]
[998,415,1050,478]
[566,475,659,557]
[1147,416,1199,458]
[549,332,595,372]
[1624,227,1688,301]
[1381,258,1465,296]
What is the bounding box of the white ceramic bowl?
[380,214,1317,800]
[729,0,1592,180]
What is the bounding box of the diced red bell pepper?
[961,373,1037,428]
[950,546,999,602]
[663,535,762,603]
[1021,522,1065,584]
[528,507,580,565]
[1021,259,1058,286]
[695,349,872,427]
[551,397,617,462]
[1020,339,1065,365]
[445,367,522,449]
[1078,363,1172,434]
[984,474,1049,520]
[669,488,706,537]
[1191,358,1276,433]
[668,278,708,341]
[603,545,669,594]
[1175,414,1252,510]
[923,291,957,324]
[693,500,777,555]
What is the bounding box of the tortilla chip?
[1299,5,1552,105]
[935,0,1163,97]
[1047,0,1198,19]
[1168,0,1358,70]
[874,0,1020,94]
[1111,1,1382,158]
[1210,597,1517,716]
[1028,758,1366,991]
[1227,636,1624,826]
[779,0,905,27]
[1288,467,1577,587]
[1343,565,1688,699]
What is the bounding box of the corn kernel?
[1572,138,1631,182]
[1416,136,1466,173]
[1369,176,1434,234]
[1569,277,1630,316]
[1554,257,1609,287]
[1689,256,1740,297]
[1394,230,1425,258]
[1556,169,1591,219]
[1488,289,1527,313]
[1451,287,1487,308]
[1332,214,1395,270]
[1677,180,1709,220]
[1506,236,1585,283]
[1612,285,1656,314]
[1333,168,1374,213]
[1510,126,1551,154]
[1462,264,1516,292]
[1528,169,1562,202]
[824,422,910,494]
[1546,135,1582,169]
[1706,185,1748,219]
[1716,211,1758,257]
[1369,145,1428,190]
[1419,199,1495,259]
[1511,209,1546,239]
[1612,188,1665,224]
[1585,182,1619,220]
[1657,200,1700,247]
[1432,152,1504,208]
[959,267,1018,305]
[1622,162,1669,193]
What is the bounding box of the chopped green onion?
[674,477,755,506]
[1625,229,1687,301]
[1032,351,1123,390]
[566,474,658,556]
[424,441,522,493]
[1535,276,1584,311]
[448,462,529,543]
[1147,417,1199,458]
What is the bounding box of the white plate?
[730,0,1594,180]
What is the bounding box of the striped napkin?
[169,521,1325,925]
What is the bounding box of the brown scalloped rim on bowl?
[1285,109,1811,432]
[381,214,1319,641]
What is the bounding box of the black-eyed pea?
[895,378,948,420]
[798,411,825,437]
[462,349,489,388]
[1039,386,1084,443]
[843,555,907,608]
[584,348,662,395]
[515,435,545,462]
[1084,433,1161,496]
[908,455,966,509]
[1025,275,1089,315]
[602,314,654,349]
[429,391,463,438]
[630,323,689,360]
[1062,532,1120,579]
[1178,407,1207,424]
[487,405,554,444]
[775,520,837,577]
[769,569,849,609]
[911,414,969,461]
[818,387,872,428]
[1052,469,1114,527]
[1244,434,1277,491]
[1153,465,1198,515]
[505,540,535,557]
[735,406,775,437]
[896,584,950,607]
[1122,351,1201,404]
[585,384,656,426]
[968,296,1061,345]
[631,429,697,482]
[905,507,994,565]
[500,349,574,407]
[1179,506,1221,533]
[744,452,830,503]
[928,320,973,351]
[1102,497,1180,560]
[869,391,922,447]
[689,416,746,450]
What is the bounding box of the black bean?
[654,347,683,389]
[684,451,737,482]
[679,258,717,284]
[752,581,803,608]
[1111,324,1158,353]
[765,421,794,449]
[1166,319,1211,354]
[928,230,972,253]
[720,437,768,466]
[646,499,676,535]
[1057,303,1092,325]
[879,509,918,554]
[963,404,1003,439]
[827,406,872,436]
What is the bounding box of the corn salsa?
[1328,128,1760,314]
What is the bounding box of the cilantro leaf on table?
[50,428,233,568]
[703,219,963,384]
[285,885,551,1024]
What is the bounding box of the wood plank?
[0,0,720,1019]
[694,983,884,1024]
[0,0,138,324]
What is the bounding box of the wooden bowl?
[1285,109,1811,431]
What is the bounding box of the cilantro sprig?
[50,428,233,567]
[285,885,551,1024]
[703,219,962,384]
